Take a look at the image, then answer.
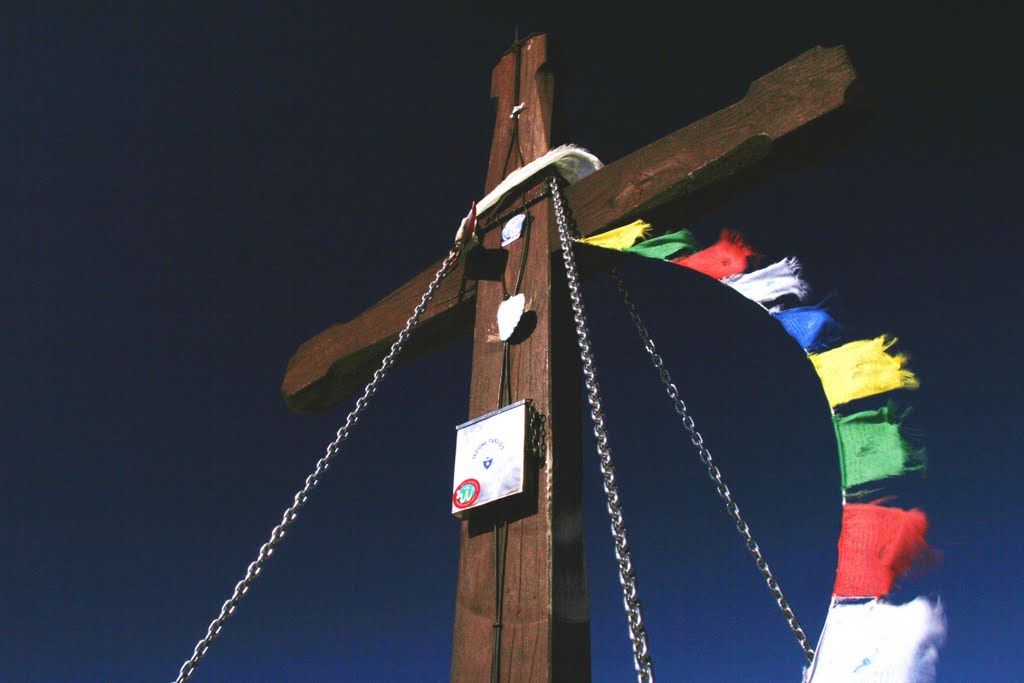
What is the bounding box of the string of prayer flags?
[723,256,810,305]
[806,597,946,683]
[672,229,758,279]
[809,336,920,408]
[572,214,940,669]
[623,228,699,260]
[676,227,950,679]
[578,219,651,251]
[772,298,844,352]
[591,220,944,676]
[834,502,931,598]
[834,404,925,490]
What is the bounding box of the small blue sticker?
[501,214,526,247]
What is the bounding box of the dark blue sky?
[3,4,1019,682]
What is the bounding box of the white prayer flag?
[806,597,946,683]
[723,256,810,304]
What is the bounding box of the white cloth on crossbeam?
[455,144,602,244]
[477,144,603,216]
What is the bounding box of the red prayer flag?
[671,229,757,279]
[834,501,931,598]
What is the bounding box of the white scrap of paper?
[497,293,526,342]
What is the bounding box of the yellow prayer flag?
[578,219,651,251]
[809,336,920,408]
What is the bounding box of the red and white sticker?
[452,478,481,509]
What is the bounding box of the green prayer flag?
[833,403,925,490]
[624,228,699,260]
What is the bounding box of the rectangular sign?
[451,400,528,518]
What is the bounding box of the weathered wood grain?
[283,261,475,414]
[282,44,864,415]
[450,34,590,683]
[565,45,865,235]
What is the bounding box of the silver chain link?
[174,243,464,683]
[548,177,656,683]
[608,267,816,662]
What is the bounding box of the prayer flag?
[834,502,930,598]
[806,597,945,683]
[809,336,920,408]
[671,229,757,279]
[624,228,699,260]
[834,404,924,490]
[579,219,651,251]
[772,298,844,352]
[723,256,810,304]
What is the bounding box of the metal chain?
[548,176,656,683]
[174,243,464,683]
[608,267,816,662]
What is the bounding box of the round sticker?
[501,214,526,246]
[452,478,481,509]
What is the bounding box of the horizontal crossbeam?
[282,45,864,414]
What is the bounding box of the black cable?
[510,202,531,298]
[490,520,509,683]
[497,342,512,410]
[489,34,530,683]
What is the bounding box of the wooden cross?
[281,34,863,682]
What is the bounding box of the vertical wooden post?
[450,34,591,682]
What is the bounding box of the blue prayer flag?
[772,299,844,352]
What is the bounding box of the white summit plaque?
[451,400,528,518]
